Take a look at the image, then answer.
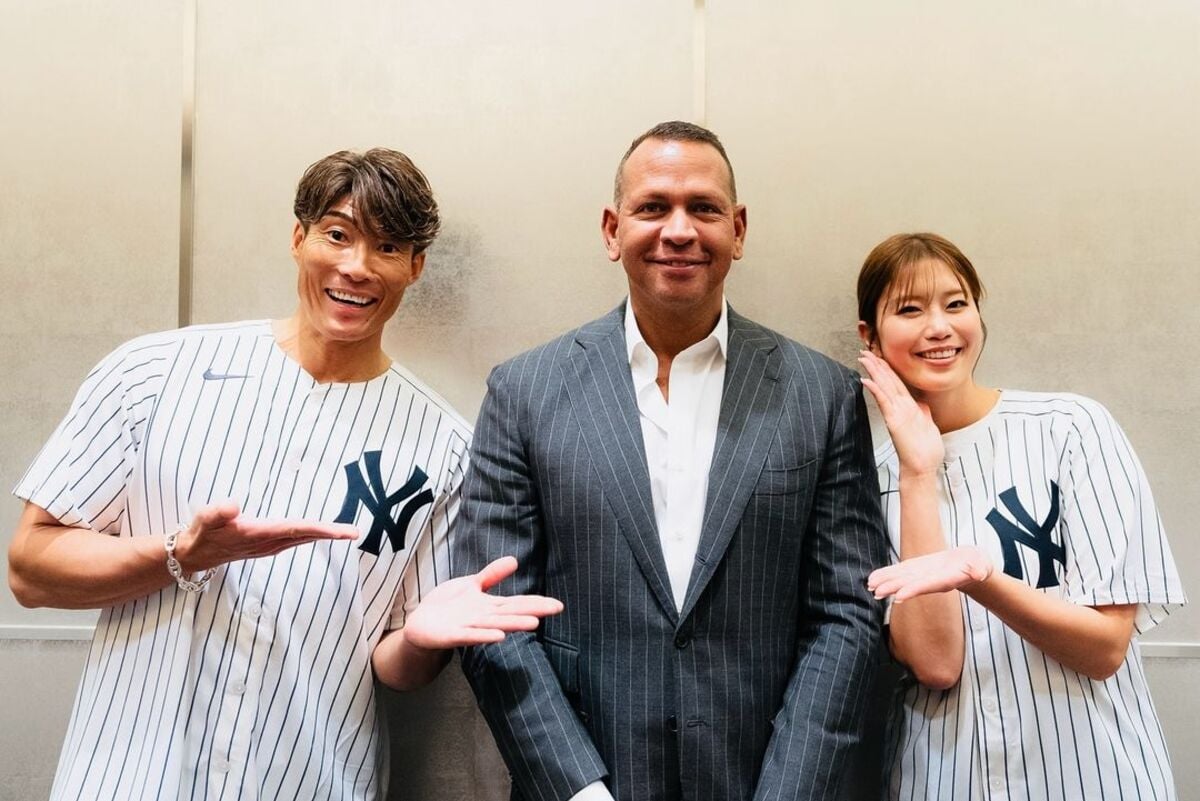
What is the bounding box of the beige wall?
[2,0,1197,797]
[0,0,182,632]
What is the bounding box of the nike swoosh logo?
[203,369,251,381]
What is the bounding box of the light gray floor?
[1,639,1195,800]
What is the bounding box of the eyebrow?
[318,210,357,225]
[629,191,730,206]
[891,287,968,305]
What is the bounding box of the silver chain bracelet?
[164,529,215,592]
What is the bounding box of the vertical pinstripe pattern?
[458,304,886,801]
[876,391,1186,801]
[14,320,471,801]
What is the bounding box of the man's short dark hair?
[613,121,737,206]
[294,148,441,254]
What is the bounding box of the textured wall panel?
[190,0,695,416]
[706,0,1200,644]
[0,1,184,628]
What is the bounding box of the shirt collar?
[624,297,729,366]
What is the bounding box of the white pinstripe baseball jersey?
[14,320,470,801]
[876,390,1185,801]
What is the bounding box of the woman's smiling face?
[869,258,986,403]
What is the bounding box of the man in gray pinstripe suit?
[458,122,886,801]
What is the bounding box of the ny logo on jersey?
[335,450,434,556]
[985,482,1064,589]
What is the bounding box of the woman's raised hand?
[858,349,944,476]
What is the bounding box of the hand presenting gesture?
[401,556,564,650]
[867,545,995,602]
[858,349,944,476]
[173,502,360,573]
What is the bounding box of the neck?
[273,315,390,384]
[918,382,1000,434]
[629,296,722,362]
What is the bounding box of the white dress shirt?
[625,298,728,609]
[566,300,728,801]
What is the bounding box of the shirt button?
[971,612,988,632]
[990,776,1004,791]
[229,679,246,695]
[213,757,230,773]
[244,601,262,619]
[983,698,997,714]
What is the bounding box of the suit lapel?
[565,305,679,623]
[680,310,784,620]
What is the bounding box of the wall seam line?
[692,0,707,125]
[177,0,197,327]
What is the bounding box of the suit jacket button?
[674,634,690,649]
[667,715,678,732]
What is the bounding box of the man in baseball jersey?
[457,121,887,801]
[8,148,561,801]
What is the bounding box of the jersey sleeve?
[1057,398,1186,633]
[12,343,161,534]
[387,427,471,630]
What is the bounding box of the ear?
[856,320,876,351]
[408,251,426,285]
[290,221,306,261]
[601,206,621,262]
[731,204,748,261]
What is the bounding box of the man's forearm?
[371,628,453,691]
[8,503,176,609]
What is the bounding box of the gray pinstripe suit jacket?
[458,304,886,801]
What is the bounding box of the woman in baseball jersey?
[856,232,1186,800]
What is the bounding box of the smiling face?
[291,196,425,352]
[863,258,985,404]
[602,138,746,330]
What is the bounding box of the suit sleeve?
[457,365,609,801]
[752,373,887,801]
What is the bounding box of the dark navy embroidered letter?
[335,450,434,556]
[985,482,1065,589]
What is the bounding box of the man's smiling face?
[291,196,425,349]
[602,137,746,325]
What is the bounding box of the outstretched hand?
[867,545,995,602]
[174,502,360,572]
[401,556,564,650]
[858,349,944,476]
